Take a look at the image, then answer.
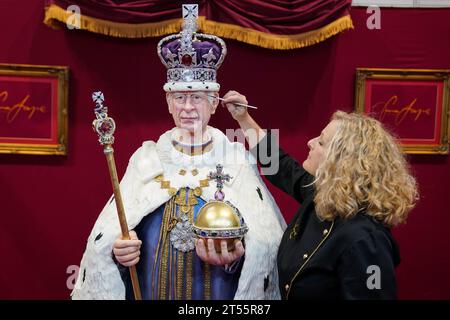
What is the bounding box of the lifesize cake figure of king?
[71,5,286,300]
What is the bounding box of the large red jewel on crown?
[181,54,192,66]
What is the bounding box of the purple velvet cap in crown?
[157,4,226,92]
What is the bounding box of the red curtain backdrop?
[0,0,449,299]
[44,0,353,49]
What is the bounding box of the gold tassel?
[204,263,211,300]
[44,4,353,49]
[176,251,184,300]
[186,252,193,299]
[158,198,173,299]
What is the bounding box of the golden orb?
[193,200,248,252]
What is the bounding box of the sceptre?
[91,91,142,300]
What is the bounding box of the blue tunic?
[119,187,242,300]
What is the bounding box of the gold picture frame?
[355,68,449,155]
[0,63,69,155]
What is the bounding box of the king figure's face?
[167,91,219,135]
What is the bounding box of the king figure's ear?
[166,92,171,107]
[210,94,219,114]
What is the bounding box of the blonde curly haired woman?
[222,90,418,300]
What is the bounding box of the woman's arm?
[252,132,314,203]
[222,90,314,203]
[220,90,266,149]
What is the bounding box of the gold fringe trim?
[44,4,183,38]
[44,4,353,49]
[199,15,354,50]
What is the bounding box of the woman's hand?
[221,90,250,122]
[221,89,266,149]
[112,230,142,267]
[195,238,245,266]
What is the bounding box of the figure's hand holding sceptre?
[91,91,142,300]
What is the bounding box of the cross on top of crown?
[182,4,198,21]
[180,4,198,56]
[181,4,198,36]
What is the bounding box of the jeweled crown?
[157,4,227,92]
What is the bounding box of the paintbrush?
[207,95,258,109]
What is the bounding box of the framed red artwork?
[0,64,69,155]
[355,68,449,154]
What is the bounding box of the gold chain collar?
[171,138,213,156]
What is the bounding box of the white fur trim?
[163,81,220,92]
